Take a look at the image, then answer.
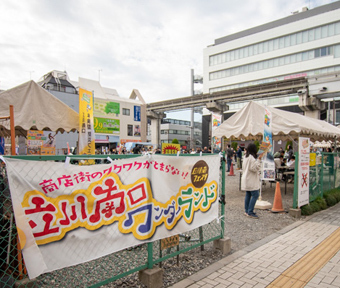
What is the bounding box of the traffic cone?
[271,182,285,213]
[228,162,235,176]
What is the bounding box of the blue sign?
[134,106,141,121]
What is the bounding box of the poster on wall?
[134,106,141,121]
[78,88,95,156]
[259,107,275,180]
[134,125,141,136]
[298,137,310,207]
[94,117,120,134]
[94,99,120,116]
[3,154,220,279]
[27,130,56,155]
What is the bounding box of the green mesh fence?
[0,154,225,288]
[309,152,339,202]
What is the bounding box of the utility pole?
[190,69,195,150]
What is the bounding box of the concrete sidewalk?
[169,203,340,288]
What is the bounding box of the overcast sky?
[0,0,337,103]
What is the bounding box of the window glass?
[253,63,258,71]
[335,22,340,35]
[284,56,290,65]
[248,46,253,56]
[234,49,239,60]
[239,48,244,59]
[315,27,321,40]
[248,64,253,72]
[296,32,302,44]
[302,31,308,43]
[308,51,314,59]
[296,53,302,62]
[253,44,258,55]
[279,37,285,49]
[243,47,248,57]
[258,43,263,54]
[263,61,268,69]
[284,35,290,47]
[273,58,279,67]
[273,39,279,50]
[290,54,296,63]
[315,49,320,58]
[268,59,273,68]
[279,57,285,66]
[123,108,130,116]
[308,29,315,41]
[258,61,263,70]
[302,52,308,61]
[290,34,296,46]
[268,40,273,51]
[320,47,327,57]
[230,50,234,61]
[329,23,335,36]
[321,26,328,38]
[263,41,268,53]
[127,125,133,136]
[221,53,226,63]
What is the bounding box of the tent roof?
[0,80,79,137]
[213,101,340,141]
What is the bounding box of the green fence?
[293,152,339,208]
[0,153,225,288]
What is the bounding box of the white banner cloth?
[4,155,220,279]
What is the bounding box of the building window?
[209,20,340,66]
[209,45,334,80]
[127,125,133,136]
[123,108,130,116]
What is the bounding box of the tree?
[172,138,179,144]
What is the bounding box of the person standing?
[226,144,233,172]
[236,145,242,170]
[241,143,263,219]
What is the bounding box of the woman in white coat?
[241,143,263,219]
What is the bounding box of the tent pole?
[10,105,16,156]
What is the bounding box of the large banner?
[298,137,310,207]
[79,88,95,155]
[260,107,275,180]
[4,155,220,279]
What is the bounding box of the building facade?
[203,1,340,119]
[39,70,146,154]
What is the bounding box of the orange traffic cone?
[271,182,285,213]
[228,162,235,176]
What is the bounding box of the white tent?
[213,101,340,141]
[0,81,79,136]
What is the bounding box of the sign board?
[298,137,310,207]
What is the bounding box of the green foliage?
[231,142,237,151]
[314,197,327,210]
[324,193,337,207]
[254,140,260,150]
[301,204,313,216]
[301,188,340,216]
[172,138,179,144]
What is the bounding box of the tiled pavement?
[169,203,340,288]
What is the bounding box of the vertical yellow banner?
[79,88,95,156]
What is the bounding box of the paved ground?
[169,202,340,288]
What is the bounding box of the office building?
[203,1,340,120]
